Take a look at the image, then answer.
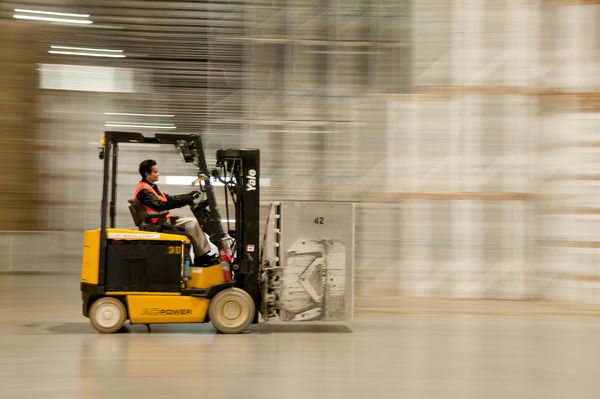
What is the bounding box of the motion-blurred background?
[0,1,599,307]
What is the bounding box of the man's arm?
[137,189,192,211]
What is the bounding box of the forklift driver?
[135,159,215,265]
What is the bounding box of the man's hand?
[190,191,206,210]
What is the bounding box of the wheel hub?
[102,310,114,321]
[223,300,242,320]
[97,304,120,328]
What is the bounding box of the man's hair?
[139,159,157,179]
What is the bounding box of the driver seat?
[128,198,185,234]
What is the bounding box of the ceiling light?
[104,112,174,118]
[49,50,125,58]
[15,15,93,24]
[51,46,122,53]
[14,9,90,17]
[105,121,175,126]
[48,46,125,58]
[13,9,92,24]
[104,123,176,129]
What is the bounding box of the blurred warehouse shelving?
[0,0,599,306]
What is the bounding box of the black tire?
[208,288,255,334]
[89,297,127,334]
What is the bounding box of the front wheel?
[208,288,255,334]
[89,297,127,334]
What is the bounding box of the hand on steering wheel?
[191,199,209,211]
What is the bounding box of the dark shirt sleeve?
[137,189,191,211]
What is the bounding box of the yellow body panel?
[106,291,181,296]
[105,228,191,243]
[127,295,209,324]
[81,230,101,284]
[80,228,190,285]
[188,264,225,289]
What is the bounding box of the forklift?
[80,131,260,334]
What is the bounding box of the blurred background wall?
[0,1,599,306]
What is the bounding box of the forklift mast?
[212,148,260,309]
[98,131,260,310]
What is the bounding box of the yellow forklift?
[80,131,261,334]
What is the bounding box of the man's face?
[146,164,159,183]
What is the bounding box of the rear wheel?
[209,288,255,334]
[89,297,127,334]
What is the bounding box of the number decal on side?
[167,246,182,255]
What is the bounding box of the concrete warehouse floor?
[2,275,600,399]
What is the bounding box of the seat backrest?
[128,198,145,228]
[128,198,169,232]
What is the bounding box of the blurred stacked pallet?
[244,0,599,303]
[535,3,600,304]
[3,0,600,308]
[0,22,41,231]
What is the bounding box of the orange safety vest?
[134,181,172,223]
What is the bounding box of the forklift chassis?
[80,131,260,333]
